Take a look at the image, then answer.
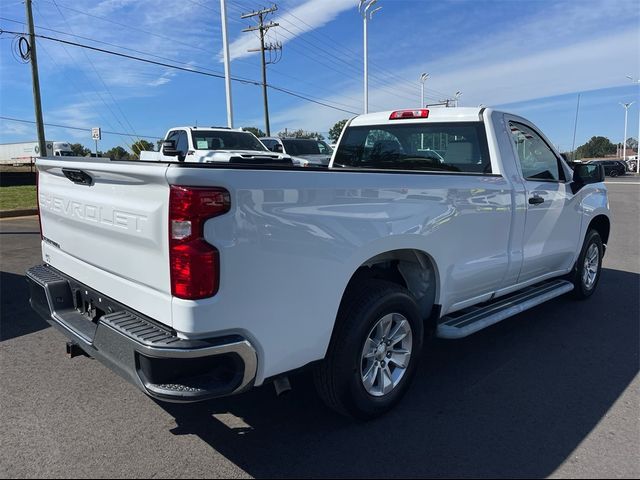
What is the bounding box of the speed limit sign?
[91,127,101,140]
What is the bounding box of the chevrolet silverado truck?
[27,107,610,419]
[139,126,307,166]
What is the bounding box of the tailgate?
[37,158,171,294]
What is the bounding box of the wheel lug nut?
[381,361,385,367]
[387,352,391,357]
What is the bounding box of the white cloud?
[226,0,354,61]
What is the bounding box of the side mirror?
[162,140,185,162]
[571,163,604,193]
[162,140,179,156]
[273,144,284,153]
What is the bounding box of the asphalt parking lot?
[1,178,638,478]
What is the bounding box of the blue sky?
[0,0,638,152]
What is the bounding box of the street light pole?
[620,102,634,162]
[220,0,233,128]
[420,73,429,107]
[454,91,462,107]
[359,0,381,114]
[626,75,640,174]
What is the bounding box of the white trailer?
[0,141,74,165]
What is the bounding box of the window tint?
[176,131,189,154]
[333,122,491,173]
[261,139,276,149]
[510,122,561,181]
[281,139,331,156]
[165,130,180,151]
[191,131,267,151]
[318,141,332,154]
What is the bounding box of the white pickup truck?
[28,107,610,419]
[139,126,305,166]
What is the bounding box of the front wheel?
[569,230,603,299]
[314,280,424,419]
[609,170,618,177]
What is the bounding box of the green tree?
[328,119,348,143]
[104,146,131,160]
[243,127,266,138]
[575,136,616,159]
[277,129,324,140]
[626,137,638,150]
[69,143,91,157]
[131,140,154,159]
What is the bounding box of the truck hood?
[190,150,286,163]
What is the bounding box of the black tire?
[314,279,424,420]
[569,230,603,299]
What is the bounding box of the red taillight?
[389,109,429,120]
[169,186,230,299]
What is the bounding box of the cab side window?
[165,130,179,152]
[510,122,563,181]
[262,139,276,150]
[176,131,189,155]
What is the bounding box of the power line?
[0,115,162,139]
[241,4,281,135]
[48,0,141,145]
[0,28,358,115]
[26,8,138,151]
[2,14,367,112]
[275,7,455,100]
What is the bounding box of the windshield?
[58,151,75,156]
[281,139,332,156]
[191,131,267,151]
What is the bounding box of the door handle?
[528,195,544,205]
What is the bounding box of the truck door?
[508,120,581,283]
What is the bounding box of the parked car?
[138,126,305,166]
[28,107,609,419]
[260,137,333,167]
[587,160,626,177]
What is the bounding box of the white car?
[29,107,609,419]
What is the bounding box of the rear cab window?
[333,122,492,174]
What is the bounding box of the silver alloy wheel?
[360,313,413,397]
[583,243,599,289]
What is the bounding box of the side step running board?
[437,279,574,339]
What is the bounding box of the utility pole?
[25,0,46,157]
[220,0,233,128]
[242,5,280,136]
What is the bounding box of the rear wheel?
[569,230,603,299]
[314,280,424,419]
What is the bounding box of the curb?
[0,208,38,218]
